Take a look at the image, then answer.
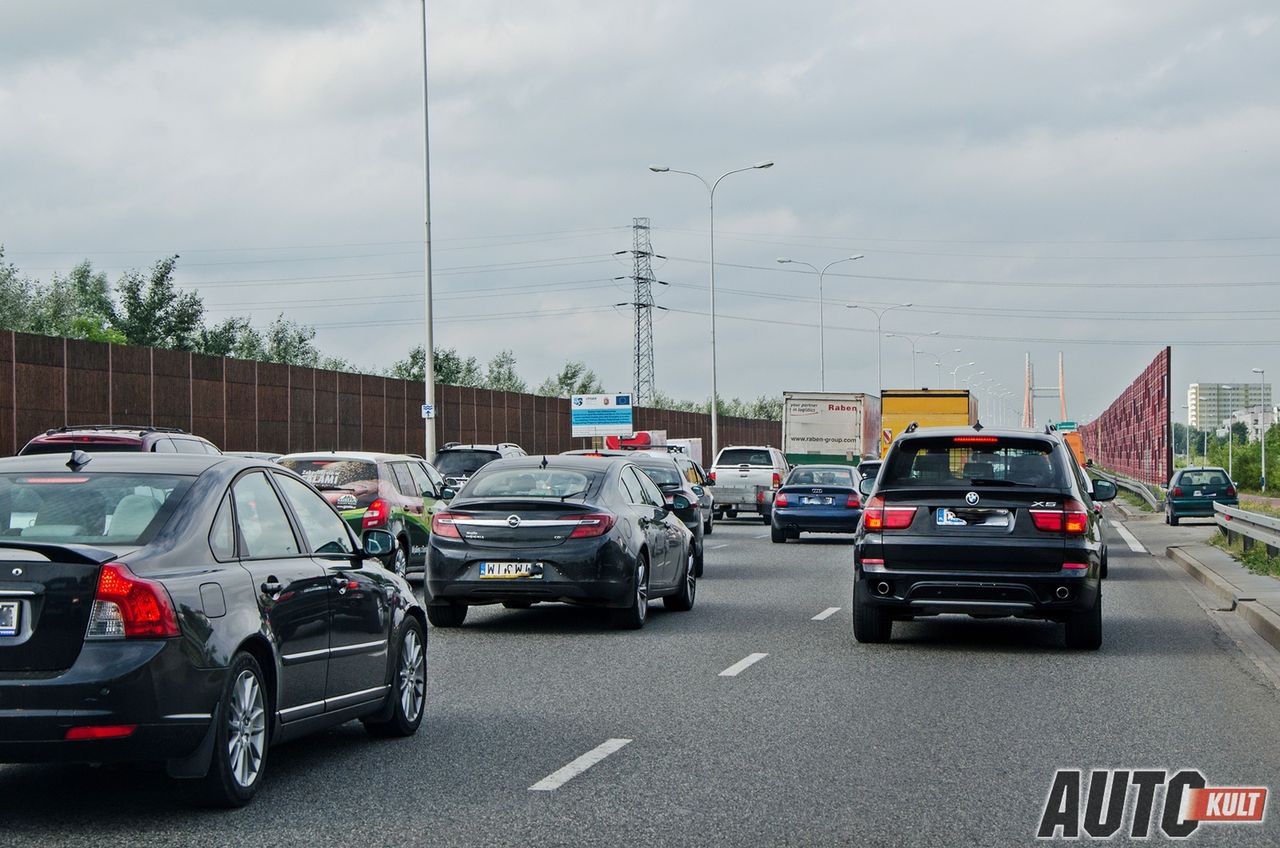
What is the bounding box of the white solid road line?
[719,652,769,677]
[528,738,632,791]
[711,543,729,549]
[812,607,842,621]
[1110,519,1147,554]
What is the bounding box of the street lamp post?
[1222,384,1235,480]
[650,160,774,459]
[846,303,912,397]
[950,361,976,389]
[419,0,437,458]
[777,255,863,390]
[884,331,939,389]
[1253,367,1267,491]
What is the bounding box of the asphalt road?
[3,509,1278,846]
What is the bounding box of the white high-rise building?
[1187,382,1271,430]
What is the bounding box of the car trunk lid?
[0,542,116,672]
[444,499,604,549]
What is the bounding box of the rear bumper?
[773,507,862,533]
[0,640,220,764]
[1169,499,1236,517]
[427,538,635,607]
[855,562,1099,618]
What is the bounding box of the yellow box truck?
[879,389,979,456]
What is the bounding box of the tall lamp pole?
[1253,367,1267,490]
[846,302,912,397]
[950,361,976,389]
[1221,384,1235,480]
[777,255,863,390]
[419,0,437,459]
[884,331,939,389]
[651,161,774,459]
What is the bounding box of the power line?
[652,225,1280,246]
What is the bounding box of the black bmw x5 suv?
[852,427,1115,649]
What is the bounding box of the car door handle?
[260,579,282,595]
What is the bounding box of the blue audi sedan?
[770,464,863,543]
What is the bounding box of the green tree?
[484,349,525,392]
[536,360,604,398]
[389,345,484,386]
[109,255,204,350]
[0,246,33,331]
[262,315,319,366]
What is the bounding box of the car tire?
[610,553,649,630]
[425,603,467,628]
[663,549,696,612]
[760,512,771,525]
[191,651,269,808]
[704,512,713,535]
[1100,549,1109,580]
[770,524,786,543]
[852,581,892,644]
[1168,510,1179,526]
[726,508,738,519]
[362,617,426,738]
[1065,591,1103,650]
[391,538,409,577]
[693,544,704,578]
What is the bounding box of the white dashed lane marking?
[812,607,842,621]
[719,653,769,677]
[528,739,632,791]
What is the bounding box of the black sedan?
[425,456,697,629]
[0,452,427,806]
[769,464,863,543]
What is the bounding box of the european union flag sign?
[571,393,634,437]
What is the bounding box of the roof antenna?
[973,420,984,432]
[67,449,92,471]
[540,455,549,469]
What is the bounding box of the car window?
[619,469,643,504]
[421,462,445,491]
[468,467,598,499]
[433,449,502,477]
[788,467,855,487]
[637,462,682,488]
[278,459,380,508]
[0,472,192,545]
[171,438,205,455]
[408,462,437,498]
[1183,470,1230,488]
[201,440,221,455]
[882,436,1067,488]
[717,448,772,466]
[390,462,419,497]
[630,466,665,507]
[274,473,355,556]
[231,472,300,558]
[151,438,176,453]
[209,492,236,560]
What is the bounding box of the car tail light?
[954,436,999,444]
[774,493,789,508]
[772,472,781,488]
[846,495,861,508]
[363,498,391,529]
[709,471,716,484]
[85,563,179,640]
[430,511,462,538]
[565,513,616,538]
[1226,486,1236,497]
[1063,562,1089,571]
[862,496,916,530]
[860,558,885,566]
[65,725,137,740]
[1030,499,1088,535]
[1172,487,1183,497]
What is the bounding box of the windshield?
[279,459,378,491]
[786,467,855,487]
[882,437,1066,488]
[466,468,599,499]
[717,449,772,466]
[433,450,502,477]
[0,473,193,545]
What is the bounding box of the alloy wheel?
[399,628,426,723]
[226,669,266,789]
[636,560,648,623]
[393,544,408,576]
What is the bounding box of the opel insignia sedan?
[852,426,1115,649]
[425,455,696,629]
[0,452,427,806]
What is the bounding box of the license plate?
[0,601,19,637]
[478,562,542,579]
[936,508,967,526]
[801,496,833,505]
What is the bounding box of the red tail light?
[846,495,861,508]
[1226,486,1236,497]
[863,495,916,531]
[362,498,391,529]
[774,493,789,508]
[1172,487,1183,497]
[772,472,781,488]
[85,563,179,639]
[430,511,462,538]
[709,471,716,484]
[564,513,616,538]
[1063,562,1089,571]
[65,725,137,741]
[1030,499,1088,535]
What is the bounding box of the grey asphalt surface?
[3,508,1278,846]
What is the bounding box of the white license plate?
[801,496,833,505]
[478,562,542,579]
[0,601,19,636]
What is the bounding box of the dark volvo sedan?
[425,456,696,629]
[852,427,1115,649]
[0,453,426,806]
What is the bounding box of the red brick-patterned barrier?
[0,331,780,458]
[1079,347,1171,485]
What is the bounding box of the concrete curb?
[1166,545,1280,653]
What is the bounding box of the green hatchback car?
[1165,466,1238,525]
[278,451,451,576]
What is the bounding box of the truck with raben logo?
[781,391,882,467]
[879,389,978,456]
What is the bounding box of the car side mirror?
[666,495,692,512]
[439,487,456,501]
[1092,479,1117,502]
[691,485,704,497]
[858,477,876,497]
[361,528,395,558]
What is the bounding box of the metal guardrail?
[1215,503,1280,556]
[1091,467,1163,510]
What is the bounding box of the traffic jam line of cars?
[0,419,1126,806]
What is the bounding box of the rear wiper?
[558,489,589,502]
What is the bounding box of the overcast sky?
[3,0,1279,425]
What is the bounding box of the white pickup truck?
[709,445,789,524]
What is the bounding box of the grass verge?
[1209,530,1280,578]
[1116,489,1154,512]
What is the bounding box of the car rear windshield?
[881,436,1067,488]
[787,467,855,487]
[466,468,600,499]
[279,459,379,491]
[433,450,502,477]
[0,473,192,545]
[20,439,142,455]
[717,449,773,466]
[1179,470,1231,489]
[636,463,683,487]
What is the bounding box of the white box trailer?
[781,391,881,467]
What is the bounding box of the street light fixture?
[916,346,960,388]
[846,303,912,397]
[650,160,774,458]
[777,255,863,390]
[1253,367,1267,490]
[884,331,939,388]
[950,361,977,389]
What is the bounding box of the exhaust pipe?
[876,581,891,596]
[1055,586,1070,600]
